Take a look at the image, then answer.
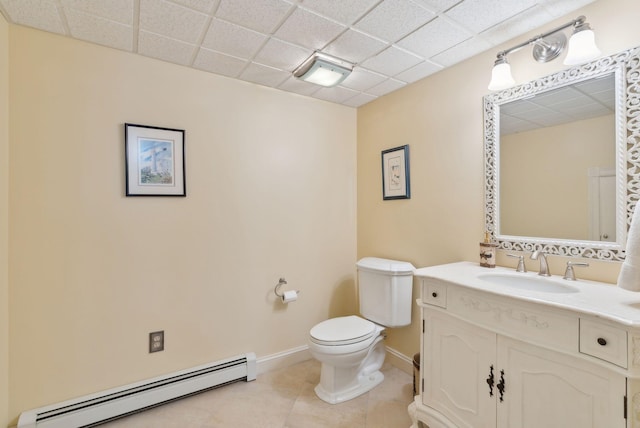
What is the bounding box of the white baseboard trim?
[256,345,311,375]
[255,344,414,376]
[385,346,414,375]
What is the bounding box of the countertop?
[414,261,640,327]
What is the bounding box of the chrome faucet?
[563,261,589,280]
[530,250,551,277]
[506,253,527,272]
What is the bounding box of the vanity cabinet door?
[497,336,626,428]
[423,309,496,428]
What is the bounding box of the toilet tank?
[357,257,415,327]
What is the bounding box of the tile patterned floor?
[99,359,414,428]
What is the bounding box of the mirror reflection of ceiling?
[500,74,615,135]
[0,0,598,107]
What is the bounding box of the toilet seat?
[310,315,377,346]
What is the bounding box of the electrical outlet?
[149,330,164,353]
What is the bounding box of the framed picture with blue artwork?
[125,123,186,196]
[381,145,410,200]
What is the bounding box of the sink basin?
[479,273,579,294]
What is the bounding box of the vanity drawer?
[579,318,627,368]
[422,280,447,308]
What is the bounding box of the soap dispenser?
[480,232,497,268]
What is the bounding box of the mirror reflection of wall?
[500,115,615,240]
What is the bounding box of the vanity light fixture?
[293,52,353,87]
[488,56,516,91]
[563,21,601,65]
[488,15,601,91]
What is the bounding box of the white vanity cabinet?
[424,309,625,427]
[410,262,638,428]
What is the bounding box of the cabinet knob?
[597,337,607,346]
[432,292,438,298]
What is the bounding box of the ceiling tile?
[563,103,610,119]
[574,76,616,108]
[398,17,471,59]
[139,0,209,44]
[574,75,614,93]
[553,96,594,112]
[343,92,378,107]
[430,35,492,67]
[313,86,360,103]
[170,0,219,14]
[534,112,574,127]
[66,9,133,51]
[361,46,423,76]
[254,38,310,70]
[503,120,538,135]
[0,0,66,34]
[193,48,248,77]
[534,87,580,104]
[61,0,134,25]
[355,0,435,41]
[274,7,346,51]
[501,100,540,116]
[138,30,197,65]
[215,0,293,34]
[445,0,538,34]
[201,18,267,59]
[323,29,387,64]
[340,68,387,92]
[278,76,322,96]
[365,78,406,96]
[538,0,598,19]
[411,0,462,13]
[240,62,290,87]
[592,91,615,108]
[395,60,442,83]
[481,6,556,46]
[299,0,379,25]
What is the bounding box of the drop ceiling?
[0,0,597,107]
[500,73,614,135]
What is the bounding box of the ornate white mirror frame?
[484,46,640,261]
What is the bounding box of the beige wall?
[501,114,614,239]
[5,0,640,423]
[7,27,356,422]
[1,11,9,428]
[357,0,640,359]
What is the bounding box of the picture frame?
[125,123,186,197]
[381,145,410,200]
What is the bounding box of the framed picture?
[125,123,186,197]
[381,145,410,200]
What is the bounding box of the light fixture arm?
[495,16,586,59]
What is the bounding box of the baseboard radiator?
[17,352,257,428]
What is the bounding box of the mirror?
[484,46,640,261]
[500,75,616,241]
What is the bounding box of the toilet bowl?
[308,315,387,404]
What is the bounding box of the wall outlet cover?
[149,330,164,353]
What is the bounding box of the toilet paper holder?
[274,278,300,298]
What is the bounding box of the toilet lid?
[310,316,377,345]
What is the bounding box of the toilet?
[308,257,415,404]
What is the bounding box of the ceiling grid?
[0,0,598,107]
